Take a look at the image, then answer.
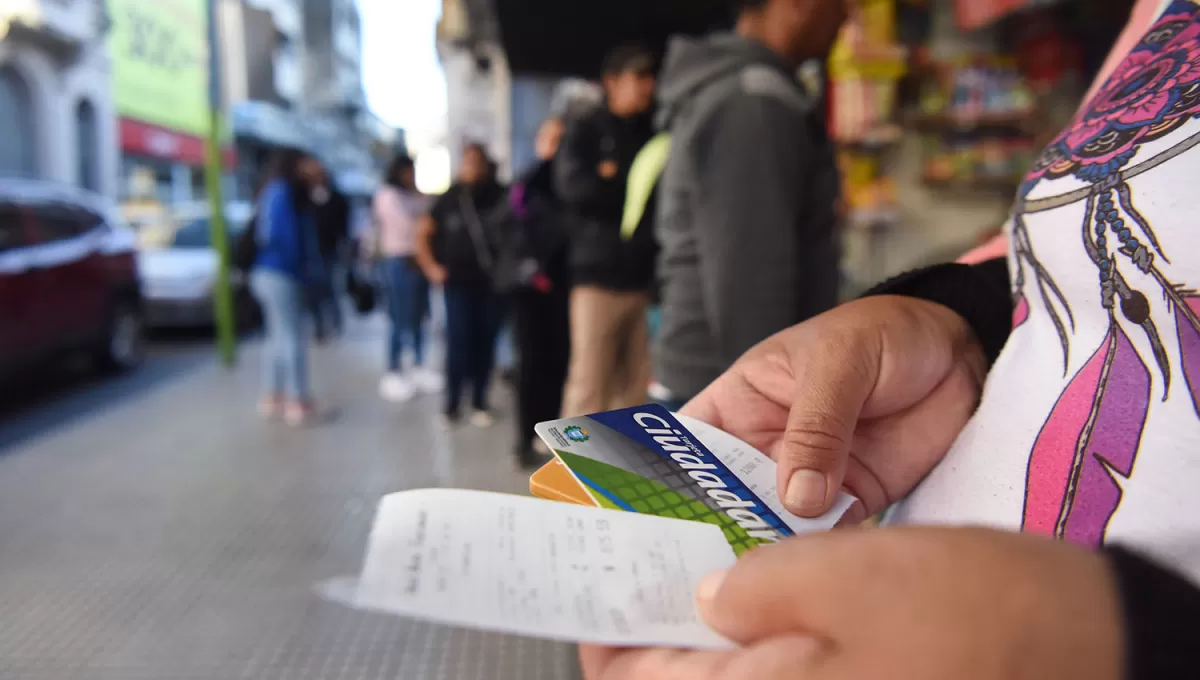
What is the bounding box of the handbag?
[346,266,377,315]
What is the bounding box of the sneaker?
[532,438,552,456]
[379,373,416,403]
[438,411,460,429]
[410,366,445,394]
[469,410,495,428]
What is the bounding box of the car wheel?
[98,300,145,371]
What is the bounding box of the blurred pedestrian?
[371,154,441,402]
[556,44,658,417]
[415,143,507,427]
[497,118,570,467]
[308,162,350,342]
[650,0,848,407]
[250,149,327,427]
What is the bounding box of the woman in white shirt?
[371,155,441,402]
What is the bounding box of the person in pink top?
[372,155,441,402]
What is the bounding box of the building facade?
[438,0,511,179]
[438,0,602,181]
[0,0,119,198]
[225,0,391,201]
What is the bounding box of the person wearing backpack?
[415,143,508,427]
[248,148,328,427]
[651,0,848,408]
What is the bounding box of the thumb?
[777,331,878,517]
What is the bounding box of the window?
[0,203,23,252]
[76,100,100,192]
[173,216,246,249]
[31,204,91,244]
[0,66,36,179]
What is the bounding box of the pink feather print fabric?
[1013,294,1030,329]
[1177,296,1200,416]
[1022,322,1150,546]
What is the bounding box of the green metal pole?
[206,0,236,366]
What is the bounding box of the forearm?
[414,217,440,277]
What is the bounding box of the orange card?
[529,458,597,506]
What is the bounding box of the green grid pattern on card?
[557,451,762,555]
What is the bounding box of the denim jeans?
[309,259,343,339]
[251,269,311,402]
[382,256,426,372]
[444,284,502,416]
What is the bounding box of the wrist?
[862,261,1012,368]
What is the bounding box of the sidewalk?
[0,313,581,680]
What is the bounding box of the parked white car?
[138,203,259,329]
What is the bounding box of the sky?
[358,0,447,150]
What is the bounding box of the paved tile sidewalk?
[0,316,582,680]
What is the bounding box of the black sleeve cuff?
[861,259,1013,367]
[1106,547,1200,679]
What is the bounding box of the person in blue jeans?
[250,148,326,427]
[371,154,440,402]
[415,143,507,426]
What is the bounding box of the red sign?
[119,118,236,168]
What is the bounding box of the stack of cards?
[340,405,854,648]
[531,405,854,554]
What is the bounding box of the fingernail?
[785,469,828,515]
[695,569,727,604]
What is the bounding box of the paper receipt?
[352,488,735,648]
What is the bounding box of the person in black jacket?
[498,118,570,468]
[415,143,507,427]
[555,44,657,417]
[308,163,351,341]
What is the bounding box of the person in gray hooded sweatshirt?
[652,0,850,406]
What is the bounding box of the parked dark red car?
[0,181,143,381]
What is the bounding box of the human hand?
[425,263,448,285]
[680,296,988,521]
[581,527,1123,680]
[598,160,619,179]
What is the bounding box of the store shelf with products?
[910,54,1043,189]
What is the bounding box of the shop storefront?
[108,0,235,221]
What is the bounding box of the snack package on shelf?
[828,0,907,143]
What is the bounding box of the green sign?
[108,0,210,137]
